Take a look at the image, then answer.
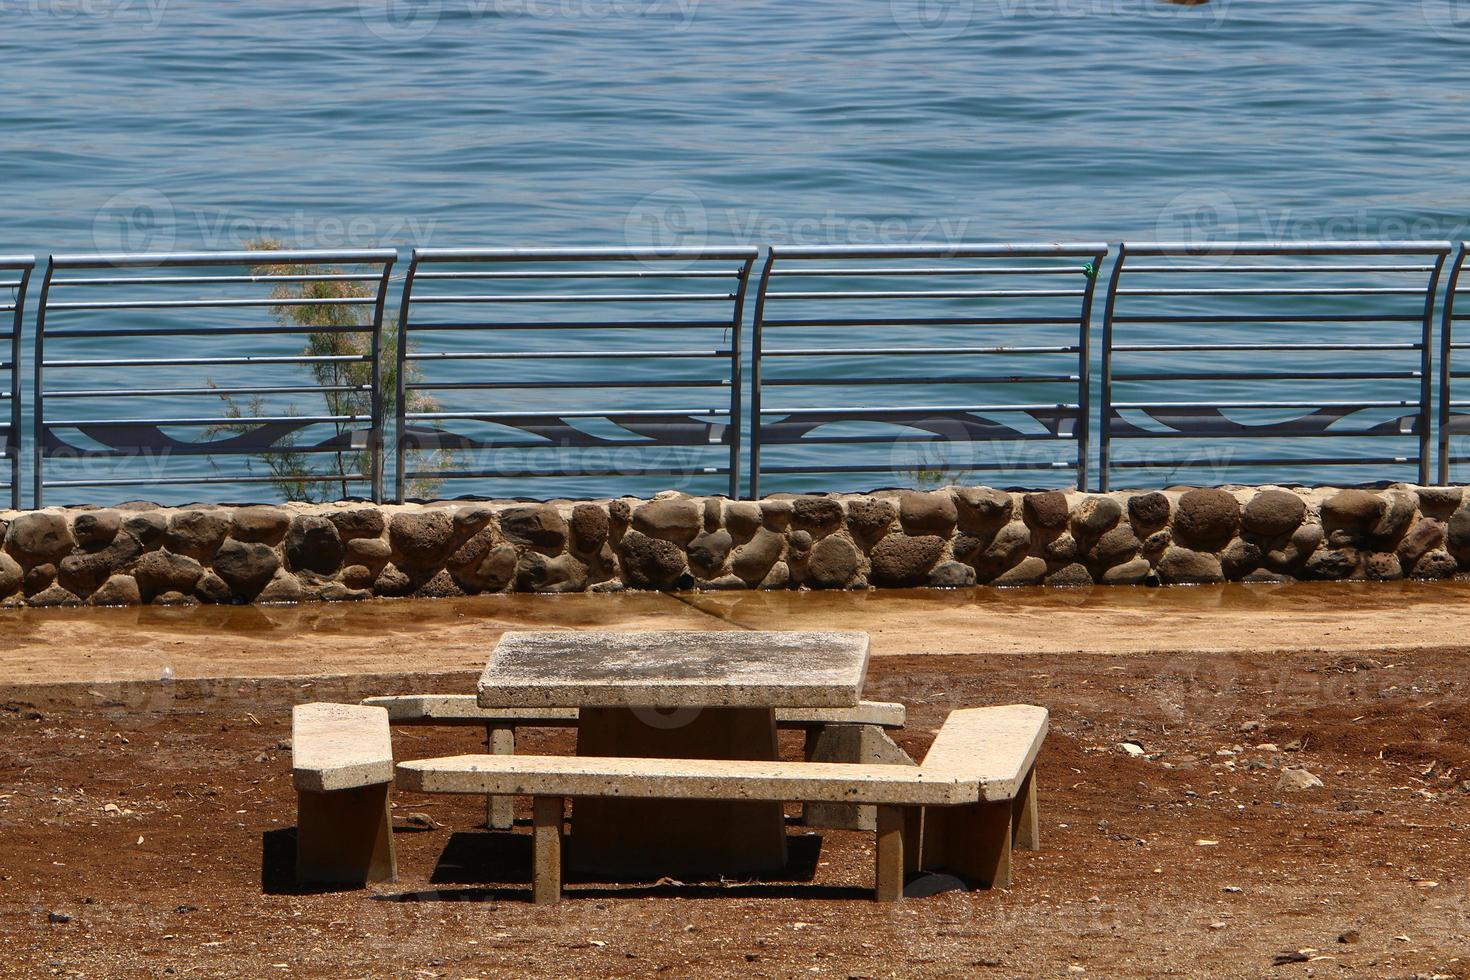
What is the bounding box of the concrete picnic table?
[477,629,871,878]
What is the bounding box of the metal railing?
[750,243,1108,497]
[1099,241,1451,491]
[33,249,397,505]
[10,241,1470,505]
[395,247,757,502]
[1439,242,1470,484]
[1,256,35,508]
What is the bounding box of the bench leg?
[296,784,396,886]
[902,805,923,876]
[532,796,563,905]
[920,800,1012,889]
[1012,767,1039,851]
[485,725,516,830]
[803,725,915,831]
[874,805,906,902]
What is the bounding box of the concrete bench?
[396,703,1047,904]
[291,703,397,886]
[916,704,1046,895]
[361,694,910,832]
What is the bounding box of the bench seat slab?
[396,754,978,807]
[921,704,1048,802]
[292,703,393,793]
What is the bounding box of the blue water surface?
[2,0,1469,503]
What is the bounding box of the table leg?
[569,706,788,878]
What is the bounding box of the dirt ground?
[3,634,1469,977]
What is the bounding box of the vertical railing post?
[747,248,777,501]
[1097,244,1127,493]
[32,259,54,509]
[1421,248,1449,486]
[727,254,755,500]
[4,259,32,510]
[1438,244,1467,486]
[368,254,397,504]
[1075,247,1107,492]
[394,254,420,504]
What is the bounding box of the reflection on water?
[687,578,1470,623]
[0,591,694,639]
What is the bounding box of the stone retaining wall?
[2,485,1467,606]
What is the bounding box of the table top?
[477,630,870,709]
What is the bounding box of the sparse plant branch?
[203,238,447,503]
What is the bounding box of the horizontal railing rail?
[750,243,1108,497]
[1099,241,1452,491]
[33,249,398,506]
[395,246,758,502]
